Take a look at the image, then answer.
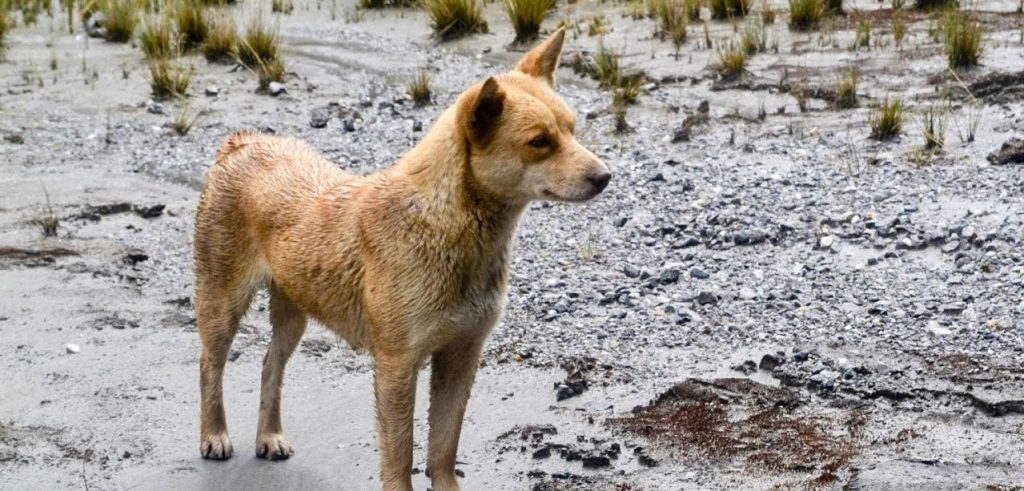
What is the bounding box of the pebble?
[268,82,286,96]
[204,86,219,96]
[343,117,357,132]
[310,108,331,128]
[65,344,80,354]
[690,268,709,279]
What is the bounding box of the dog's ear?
[515,28,566,86]
[461,77,506,145]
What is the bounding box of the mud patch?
[967,71,1024,105]
[0,246,78,267]
[608,378,865,486]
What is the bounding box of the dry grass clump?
[653,0,688,50]
[892,9,905,48]
[835,69,857,108]
[407,69,432,105]
[715,43,747,79]
[148,57,193,100]
[504,0,555,43]
[201,13,237,62]
[172,101,201,135]
[710,0,751,19]
[174,0,209,51]
[595,45,622,88]
[915,0,956,10]
[944,11,983,68]
[921,105,945,149]
[868,97,905,140]
[422,0,488,40]
[255,56,285,90]
[272,0,294,13]
[100,0,138,42]
[238,16,280,68]
[1,8,12,58]
[32,187,59,238]
[788,0,823,31]
[825,0,842,14]
[852,17,870,50]
[740,18,766,53]
[139,15,175,60]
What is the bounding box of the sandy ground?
[2,0,1024,489]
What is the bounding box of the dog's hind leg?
[196,280,254,460]
[255,283,307,460]
[426,336,486,491]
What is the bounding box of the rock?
[622,265,641,278]
[267,82,286,96]
[556,384,577,401]
[65,344,80,354]
[987,137,1024,165]
[310,108,331,128]
[927,321,952,337]
[818,235,836,250]
[532,446,552,459]
[412,120,423,132]
[696,291,718,305]
[147,102,165,115]
[759,353,785,371]
[204,86,219,96]
[732,360,757,375]
[85,12,106,38]
[342,117,357,132]
[659,268,680,285]
[582,455,611,469]
[133,204,165,218]
[690,268,709,279]
[3,134,24,144]
[941,241,960,254]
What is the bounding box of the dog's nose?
[587,170,611,191]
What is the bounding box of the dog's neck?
[392,108,526,246]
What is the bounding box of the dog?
[193,28,610,491]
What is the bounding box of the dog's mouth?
[542,187,603,203]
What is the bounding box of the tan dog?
[193,29,609,491]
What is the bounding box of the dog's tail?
[215,131,259,163]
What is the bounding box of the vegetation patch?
[422,0,488,40]
[608,378,865,487]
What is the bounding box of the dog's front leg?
[374,353,419,491]
[426,336,485,491]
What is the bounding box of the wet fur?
[193,29,609,491]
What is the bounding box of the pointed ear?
[515,28,566,86]
[461,77,505,145]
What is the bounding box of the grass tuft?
[272,0,295,13]
[835,69,857,108]
[201,13,237,62]
[504,0,555,44]
[148,57,193,100]
[139,15,175,61]
[740,18,767,53]
[944,11,983,69]
[0,9,9,59]
[915,0,956,10]
[653,0,688,50]
[100,0,138,43]
[710,0,751,19]
[238,16,280,68]
[407,69,432,106]
[421,0,489,40]
[921,105,945,150]
[788,0,823,31]
[255,56,285,91]
[172,102,201,135]
[852,17,870,50]
[595,45,622,88]
[715,43,747,79]
[32,187,59,238]
[175,0,209,51]
[892,9,905,48]
[868,97,905,140]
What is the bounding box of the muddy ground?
[2,0,1024,489]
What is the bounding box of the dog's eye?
[528,135,552,148]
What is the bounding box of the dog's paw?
[200,432,234,460]
[255,433,294,461]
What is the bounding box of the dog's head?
[456,29,611,204]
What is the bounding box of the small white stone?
[927,321,952,337]
[65,344,80,354]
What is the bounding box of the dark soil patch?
[608,378,866,486]
[968,71,1024,105]
[0,246,79,267]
